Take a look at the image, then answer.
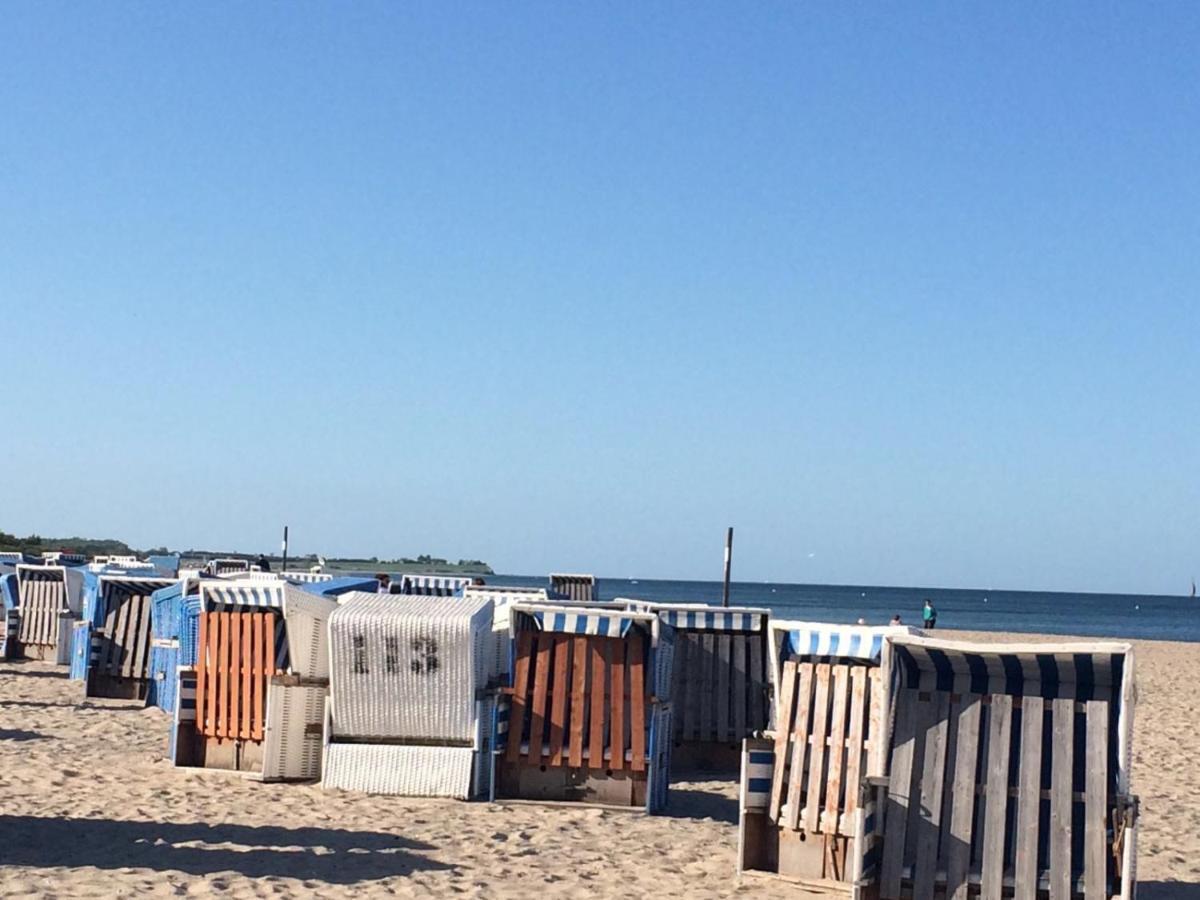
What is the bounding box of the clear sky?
[1,5,1197,595]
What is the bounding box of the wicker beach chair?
[857,635,1138,900]
[321,592,498,799]
[548,573,598,603]
[170,578,337,781]
[492,603,674,811]
[738,621,920,893]
[624,600,771,771]
[205,558,250,576]
[14,564,85,663]
[462,585,551,678]
[398,574,472,596]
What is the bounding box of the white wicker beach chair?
[321,592,498,799]
[170,578,337,781]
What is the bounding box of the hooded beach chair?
[492,603,674,811]
[398,574,472,596]
[71,573,175,699]
[858,634,1137,900]
[14,564,85,663]
[170,578,337,780]
[0,567,18,659]
[280,570,334,584]
[548,572,598,603]
[321,592,499,799]
[738,621,920,892]
[625,600,771,771]
[205,558,249,576]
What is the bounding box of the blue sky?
[1,5,1197,594]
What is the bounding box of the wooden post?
[722,527,734,608]
[280,526,289,574]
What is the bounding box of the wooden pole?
[722,526,734,608]
[281,525,289,574]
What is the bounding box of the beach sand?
[0,631,1195,898]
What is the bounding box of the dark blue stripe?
[748,751,774,764]
[1073,653,1095,701]
[747,777,772,793]
[926,647,956,692]
[1036,654,1060,700]
[1001,653,1025,697]
[966,653,989,695]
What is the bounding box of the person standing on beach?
[922,599,937,630]
[256,554,271,572]
[376,573,391,593]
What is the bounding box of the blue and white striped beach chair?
[74,573,175,700]
[0,568,19,659]
[737,620,919,892]
[399,574,472,597]
[492,603,674,812]
[548,573,598,603]
[859,634,1138,900]
[623,600,771,771]
[14,564,85,664]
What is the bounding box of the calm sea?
[479,574,1200,643]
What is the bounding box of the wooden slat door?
[194,610,278,741]
[506,631,650,771]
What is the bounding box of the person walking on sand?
[922,598,937,630]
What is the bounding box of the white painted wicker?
[262,682,327,781]
[322,744,477,798]
[328,592,494,742]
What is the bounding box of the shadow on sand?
[0,816,450,883]
[662,787,738,824]
[1140,883,1200,900]
[0,728,44,741]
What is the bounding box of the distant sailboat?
[1192,578,1196,599]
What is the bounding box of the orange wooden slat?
[506,630,535,763]
[609,639,626,770]
[253,612,268,741]
[589,637,606,770]
[548,635,570,766]
[241,613,252,740]
[629,632,646,772]
[229,613,241,740]
[568,635,587,767]
[195,611,209,735]
[216,612,229,739]
[527,632,552,762]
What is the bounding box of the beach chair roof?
[886,633,1134,702]
[773,620,922,663]
[299,576,379,597]
[331,591,493,626]
[199,578,297,610]
[619,599,770,632]
[510,602,656,640]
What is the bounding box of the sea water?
[483,574,1199,642]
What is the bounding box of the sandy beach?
[0,631,1195,899]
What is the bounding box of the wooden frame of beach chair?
[170,579,336,781]
[76,574,175,700]
[14,564,85,663]
[548,573,598,603]
[857,634,1137,900]
[737,622,921,895]
[491,603,673,812]
[624,601,771,771]
[320,592,499,799]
